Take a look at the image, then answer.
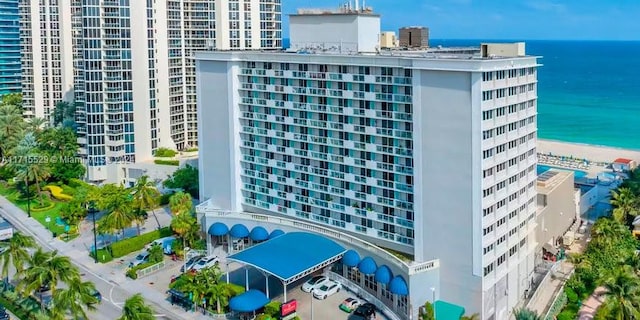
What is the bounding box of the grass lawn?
[0,183,70,238]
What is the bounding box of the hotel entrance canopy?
[228,232,346,285]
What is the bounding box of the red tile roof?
[614,158,633,164]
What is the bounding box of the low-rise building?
[535,170,576,262]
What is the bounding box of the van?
[148,236,176,255]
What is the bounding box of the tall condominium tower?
[19,0,282,182]
[19,0,74,118]
[0,0,21,96]
[196,9,539,320]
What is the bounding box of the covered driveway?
[226,232,346,302]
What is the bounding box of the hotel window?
[508,69,517,78]
[482,91,493,101]
[497,181,506,190]
[483,206,494,217]
[497,217,506,227]
[519,68,526,77]
[496,89,505,98]
[484,263,494,276]
[482,110,494,120]
[483,168,494,178]
[484,244,494,254]
[509,211,517,219]
[496,144,505,154]
[483,225,494,235]
[496,163,506,172]
[496,107,506,116]
[482,72,493,81]
[509,227,518,236]
[364,275,378,292]
[497,253,506,266]
[483,149,493,159]
[508,87,517,96]
[496,70,505,79]
[483,130,494,140]
[497,199,506,209]
[509,245,518,256]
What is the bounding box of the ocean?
[284,39,640,150]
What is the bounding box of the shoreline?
[538,139,640,164]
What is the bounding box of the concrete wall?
[481,43,526,57]
[536,172,576,251]
[380,31,397,48]
[578,184,599,216]
[290,14,380,53]
[196,59,241,210]
[414,69,483,314]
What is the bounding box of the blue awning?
[358,257,377,275]
[230,224,250,238]
[269,229,285,239]
[374,265,393,284]
[229,289,270,312]
[250,226,269,241]
[342,250,360,267]
[208,222,228,236]
[435,301,466,320]
[389,275,409,295]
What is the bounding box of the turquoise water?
[537,164,588,179]
[433,40,640,150]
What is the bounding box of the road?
[0,199,181,320]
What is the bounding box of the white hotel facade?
[195,9,540,320]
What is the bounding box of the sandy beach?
[538,139,640,164]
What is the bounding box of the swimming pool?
[537,164,588,179]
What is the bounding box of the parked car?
[312,280,341,299]
[301,275,329,293]
[340,297,362,313]
[129,251,150,268]
[89,288,102,303]
[353,303,377,319]
[148,236,176,255]
[0,304,9,320]
[181,255,204,273]
[191,255,219,272]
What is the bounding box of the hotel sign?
[0,227,13,241]
[280,299,297,319]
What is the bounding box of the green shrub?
[226,283,245,296]
[154,147,177,157]
[154,159,179,166]
[185,147,198,152]
[126,268,138,279]
[90,248,113,263]
[111,227,172,258]
[159,193,174,206]
[67,178,87,189]
[564,287,579,304]
[60,184,77,196]
[256,315,272,320]
[557,310,577,320]
[264,301,281,316]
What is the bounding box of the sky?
[284,0,640,40]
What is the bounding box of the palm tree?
[61,200,86,232]
[0,233,36,282]
[611,187,639,223]
[590,218,627,247]
[170,212,199,247]
[169,191,192,216]
[25,117,47,134]
[0,104,24,157]
[513,308,542,320]
[19,249,80,300]
[131,175,162,229]
[206,283,231,314]
[119,293,156,320]
[16,157,51,206]
[599,266,640,319]
[97,184,135,239]
[50,276,99,319]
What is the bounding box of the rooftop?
[227,232,346,283]
[537,169,573,194]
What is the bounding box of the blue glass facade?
[0,0,19,96]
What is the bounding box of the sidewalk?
[0,196,205,320]
[526,261,574,316]
[577,287,606,320]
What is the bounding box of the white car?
[301,275,329,293]
[191,255,219,272]
[312,280,341,300]
[129,251,150,268]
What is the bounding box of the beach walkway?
[577,287,606,320]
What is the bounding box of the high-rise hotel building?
[19,0,282,182]
[196,8,540,319]
[0,0,21,96]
